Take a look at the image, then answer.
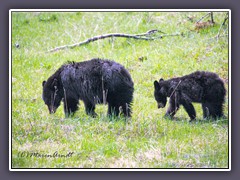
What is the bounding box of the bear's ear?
[42,81,46,87]
[154,81,160,90]
[159,78,164,82]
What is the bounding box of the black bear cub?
[154,71,226,121]
[42,58,134,117]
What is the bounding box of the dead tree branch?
[215,13,229,41]
[47,30,180,53]
[196,12,212,23]
[210,12,214,23]
[222,13,229,26]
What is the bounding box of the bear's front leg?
[182,100,196,122]
[165,95,179,119]
[83,101,97,117]
[63,97,79,117]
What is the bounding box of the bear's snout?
[158,103,165,108]
[48,106,56,114]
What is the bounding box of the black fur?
[154,71,226,121]
[42,58,134,118]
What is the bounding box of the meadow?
[11,11,229,169]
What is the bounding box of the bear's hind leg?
[108,103,132,118]
[121,103,132,117]
[202,102,223,119]
[107,103,120,117]
[107,89,133,118]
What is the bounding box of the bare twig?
[196,12,211,23]
[215,13,229,41]
[169,80,182,99]
[222,14,228,26]
[210,12,214,23]
[102,76,108,105]
[63,88,68,116]
[186,16,195,22]
[205,34,228,41]
[194,12,215,31]
[47,30,180,53]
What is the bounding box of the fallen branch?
[47,30,180,53]
[193,12,215,31]
[196,12,212,23]
[214,13,229,41]
[210,12,214,23]
[222,13,228,26]
[206,34,228,41]
[217,13,229,37]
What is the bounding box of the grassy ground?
[11,11,229,169]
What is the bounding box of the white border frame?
[9,9,231,171]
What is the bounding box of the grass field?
[11,11,229,169]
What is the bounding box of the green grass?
[11,11,229,169]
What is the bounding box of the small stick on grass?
[47,30,180,53]
[210,12,214,23]
[196,12,211,23]
[214,13,229,41]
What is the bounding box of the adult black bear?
[42,58,134,118]
[154,71,226,121]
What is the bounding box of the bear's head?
[154,78,168,108]
[42,78,63,114]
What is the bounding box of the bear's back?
[59,58,133,102]
[164,71,224,102]
[188,71,223,87]
[173,71,222,87]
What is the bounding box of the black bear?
[42,58,134,118]
[153,71,226,121]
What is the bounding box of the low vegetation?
[11,11,229,169]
